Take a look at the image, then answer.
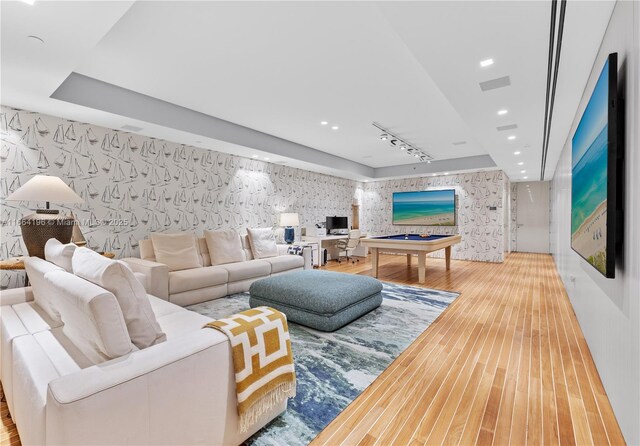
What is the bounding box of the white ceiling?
[1,0,616,182]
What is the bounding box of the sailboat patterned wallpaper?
[361,170,510,263]
[0,106,361,289]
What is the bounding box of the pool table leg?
[406,253,412,266]
[371,248,379,278]
[418,252,426,283]
[445,246,452,270]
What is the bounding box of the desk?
[301,235,348,266]
[359,234,461,283]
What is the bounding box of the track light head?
[390,139,397,146]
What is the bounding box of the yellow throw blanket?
[204,306,296,433]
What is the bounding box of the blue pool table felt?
[372,234,453,241]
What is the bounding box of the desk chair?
[336,230,361,264]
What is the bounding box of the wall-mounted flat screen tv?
[571,53,620,278]
[392,189,456,226]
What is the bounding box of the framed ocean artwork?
[392,189,456,226]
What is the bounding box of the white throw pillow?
[72,247,167,349]
[150,232,202,271]
[204,229,245,265]
[247,228,279,259]
[44,238,76,272]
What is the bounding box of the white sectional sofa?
[0,255,286,446]
[123,232,311,306]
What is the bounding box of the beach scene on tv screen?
[571,60,609,275]
[393,190,455,226]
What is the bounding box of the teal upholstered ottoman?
[249,270,383,332]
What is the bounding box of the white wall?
[550,1,639,442]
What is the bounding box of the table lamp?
[5,175,83,259]
[279,213,299,244]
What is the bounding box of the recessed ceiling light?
[432,174,437,176]
[508,135,516,140]
[331,126,339,130]
[497,109,508,116]
[252,155,259,158]
[514,151,521,155]
[480,58,494,67]
[520,170,526,173]
[21,0,35,5]
[523,176,529,179]
[444,172,450,175]
[264,157,270,161]
[399,144,406,150]
[320,121,328,126]
[427,160,431,164]
[517,162,524,166]
[364,180,369,182]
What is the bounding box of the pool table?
[359,234,462,283]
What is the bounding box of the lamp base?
[284,226,295,244]
[20,211,74,259]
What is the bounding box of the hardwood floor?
[0,253,625,445]
[312,252,625,446]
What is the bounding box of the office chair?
[336,229,361,264]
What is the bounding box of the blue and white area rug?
[188,282,459,445]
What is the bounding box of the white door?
[516,181,550,253]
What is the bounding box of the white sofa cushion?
[44,238,76,272]
[219,259,271,282]
[246,228,278,259]
[169,265,228,295]
[150,232,202,271]
[45,270,133,363]
[204,229,245,265]
[262,255,305,274]
[23,257,64,322]
[72,248,167,349]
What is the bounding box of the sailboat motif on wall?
[53,124,65,145]
[86,182,98,198]
[20,125,40,150]
[111,163,125,182]
[73,135,90,157]
[164,168,172,183]
[65,155,82,178]
[163,144,171,158]
[35,117,49,136]
[118,142,132,163]
[128,137,139,151]
[150,214,162,231]
[86,128,98,144]
[141,211,150,224]
[10,240,24,257]
[111,133,120,148]
[37,151,50,169]
[102,159,112,173]
[111,184,121,200]
[172,147,182,164]
[141,164,149,177]
[180,170,190,188]
[101,186,112,204]
[87,156,98,175]
[65,124,76,141]
[128,234,139,248]
[148,188,156,201]
[164,213,171,227]
[155,150,166,168]
[54,152,67,168]
[120,193,132,212]
[128,186,139,200]
[150,168,161,186]
[1,142,11,161]
[155,193,167,212]
[101,134,112,152]
[148,140,157,155]
[8,112,22,131]
[129,164,138,179]
[140,141,149,158]
[0,178,8,197]
[129,212,139,229]
[172,167,180,181]
[11,152,31,173]
[8,176,21,194]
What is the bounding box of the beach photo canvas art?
[571,58,612,276]
[392,189,455,226]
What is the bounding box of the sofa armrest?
[276,244,312,269]
[121,257,169,300]
[0,286,34,306]
[46,329,235,445]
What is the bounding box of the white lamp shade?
[5,175,83,204]
[279,213,299,227]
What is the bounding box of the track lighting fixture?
[372,122,433,163]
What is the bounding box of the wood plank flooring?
[311,252,625,446]
[0,253,625,445]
